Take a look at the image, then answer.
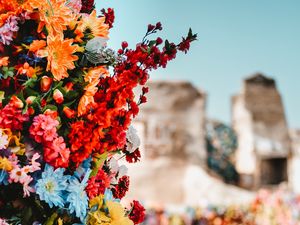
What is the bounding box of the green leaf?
[0,91,5,103]
[44,212,58,225]
[148,40,156,47]
[43,104,58,112]
[90,152,108,177]
[24,78,38,88]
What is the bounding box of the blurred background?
[98,1,300,224]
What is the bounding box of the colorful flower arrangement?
[0,0,196,224]
[143,189,300,225]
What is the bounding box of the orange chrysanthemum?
[45,35,78,81]
[77,10,109,38]
[78,66,109,116]
[26,0,76,36]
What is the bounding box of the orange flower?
[0,57,9,67]
[25,0,76,36]
[77,10,109,38]
[17,62,36,78]
[29,40,46,53]
[78,66,109,116]
[45,35,78,81]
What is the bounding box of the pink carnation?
[44,136,70,168]
[29,114,59,143]
[0,103,29,130]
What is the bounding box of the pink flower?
[29,153,41,172]
[0,16,19,45]
[23,176,35,197]
[44,136,70,168]
[29,114,59,143]
[0,218,9,225]
[9,167,28,183]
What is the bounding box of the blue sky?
[97,0,300,128]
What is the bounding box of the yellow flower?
[0,157,13,171]
[44,35,78,81]
[88,211,111,225]
[106,201,134,225]
[89,195,104,209]
[9,134,25,155]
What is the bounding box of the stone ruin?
[232,74,291,189]
[125,74,299,207]
[133,80,207,163]
[126,80,253,206]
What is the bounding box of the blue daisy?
[35,164,69,208]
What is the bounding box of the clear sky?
[96,0,300,128]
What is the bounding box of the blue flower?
[73,157,92,179]
[104,188,119,202]
[0,170,9,185]
[66,169,91,222]
[35,164,69,208]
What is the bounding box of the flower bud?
[10,96,24,109]
[28,107,35,115]
[40,76,53,92]
[44,109,58,119]
[147,24,155,32]
[26,96,36,105]
[63,106,76,119]
[121,41,128,49]
[156,37,163,45]
[64,82,74,92]
[53,89,64,104]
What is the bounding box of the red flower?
[129,200,146,224]
[44,136,70,168]
[40,76,53,92]
[86,169,110,199]
[112,175,130,199]
[0,103,29,130]
[125,149,141,163]
[80,0,95,13]
[101,8,115,29]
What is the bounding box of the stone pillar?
[232,74,291,189]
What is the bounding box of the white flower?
[85,37,108,53]
[0,129,9,149]
[126,126,141,153]
[108,158,128,184]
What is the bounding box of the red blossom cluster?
[80,0,95,13]
[86,169,110,199]
[129,200,146,225]
[112,175,130,199]
[101,8,115,29]
[0,102,29,131]
[68,23,197,167]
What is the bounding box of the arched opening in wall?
[260,157,288,186]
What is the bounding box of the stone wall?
[232,74,291,189]
[133,80,207,163]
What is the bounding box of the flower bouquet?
[0,0,196,224]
